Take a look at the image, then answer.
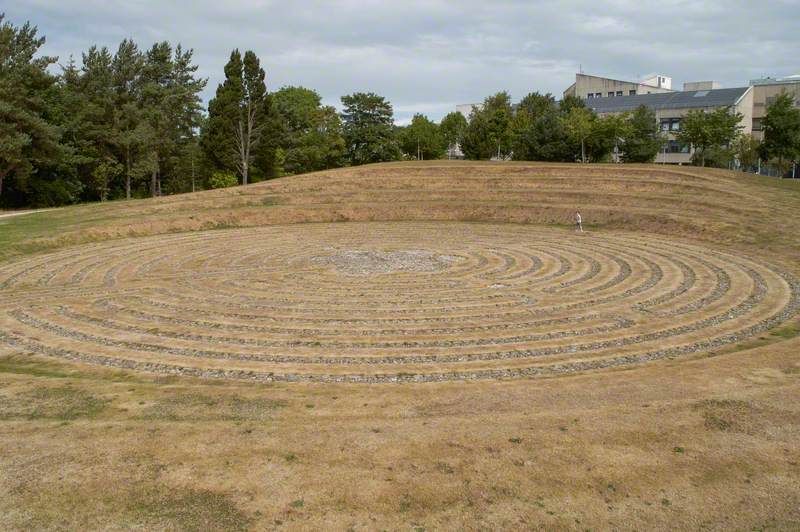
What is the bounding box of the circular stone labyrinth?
[0,222,797,383]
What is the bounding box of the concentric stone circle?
[0,222,797,383]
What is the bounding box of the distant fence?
[738,160,798,178]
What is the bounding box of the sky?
[5,0,800,125]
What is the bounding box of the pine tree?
[201,49,274,185]
[0,14,61,203]
[110,39,145,199]
[202,50,242,175]
[80,46,117,199]
[135,42,205,196]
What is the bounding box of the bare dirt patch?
[309,248,462,275]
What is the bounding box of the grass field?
[1,161,799,530]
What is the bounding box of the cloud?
[4,0,799,123]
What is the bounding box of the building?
[563,72,673,100]
[456,103,482,119]
[453,70,799,165]
[749,75,800,141]
[683,81,721,91]
[585,87,754,164]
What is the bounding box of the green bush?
[208,171,238,189]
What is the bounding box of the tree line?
[438,90,799,172]
[0,15,399,207]
[1,15,207,206]
[3,14,799,207]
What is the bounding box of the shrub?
[208,171,238,189]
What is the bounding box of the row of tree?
[457,92,663,163]
[0,15,404,207]
[1,14,207,206]
[672,94,800,172]
[433,90,800,171]
[3,14,799,207]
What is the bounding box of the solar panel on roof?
[581,87,748,113]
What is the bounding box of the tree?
[461,109,493,160]
[110,39,145,199]
[0,14,61,203]
[439,112,467,158]
[461,92,514,160]
[620,105,662,163]
[165,43,206,192]
[70,45,117,201]
[171,132,204,193]
[678,107,742,166]
[589,113,630,162]
[1,15,204,207]
[234,50,267,185]
[139,42,172,196]
[271,86,345,174]
[202,49,272,185]
[340,92,400,165]
[759,92,800,173]
[559,94,587,115]
[208,170,237,189]
[563,107,595,163]
[517,92,557,119]
[134,42,205,196]
[202,50,242,175]
[732,134,760,171]
[91,155,122,201]
[510,92,573,162]
[398,113,445,160]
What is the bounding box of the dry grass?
[1,162,799,530]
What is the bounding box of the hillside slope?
[2,161,799,270]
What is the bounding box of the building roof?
[750,75,800,86]
[584,87,750,113]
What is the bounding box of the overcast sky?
[5,0,799,124]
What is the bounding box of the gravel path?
[0,208,55,220]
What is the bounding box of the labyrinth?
[0,221,797,383]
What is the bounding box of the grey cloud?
[5,0,799,123]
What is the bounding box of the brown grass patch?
[0,385,109,421]
[139,392,286,422]
[1,162,800,529]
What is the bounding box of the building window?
[666,140,689,154]
[629,90,636,95]
[661,118,680,131]
[587,93,594,98]
[596,93,602,98]
[608,91,615,97]
[752,118,762,131]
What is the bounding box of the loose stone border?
[0,222,797,382]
